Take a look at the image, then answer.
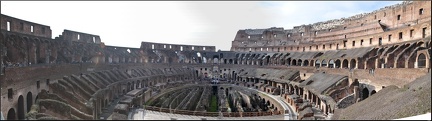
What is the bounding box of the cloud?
[1,1,402,51]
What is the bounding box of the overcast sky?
[1,1,401,51]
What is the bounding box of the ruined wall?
[141,42,216,52]
[1,14,52,38]
[231,1,431,53]
[57,29,102,44]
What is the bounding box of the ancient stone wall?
[57,29,102,44]
[231,1,431,52]
[1,14,52,38]
[141,41,216,52]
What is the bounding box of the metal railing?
[144,106,282,117]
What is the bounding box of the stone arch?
[349,79,360,94]
[335,59,341,68]
[321,59,327,67]
[298,59,302,66]
[229,59,233,64]
[303,60,309,66]
[281,58,286,65]
[309,59,314,66]
[361,88,369,100]
[371,90,377,96]
[292,59,297,66]
[265,55,271,65]
[315,60,321,67]
[18,95,25,119]
[350,59,357,69]
[26,92,33,113]
[417,53,427,68]
[342,59,349,69]
[287,58,292,66]
[7,108,16,120]
[294,85,299,95]
[328,59,335,68]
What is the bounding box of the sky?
[1,1,402,51]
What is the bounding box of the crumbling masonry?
[1,1,430,120]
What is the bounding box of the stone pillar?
[303,89,307,100]
[374,58,378,69]
[92,98,98,120]
[354,86,359,103]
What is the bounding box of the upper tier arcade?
[231,1,431,52]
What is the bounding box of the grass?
[209,95,218,112]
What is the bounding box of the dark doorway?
[362,88,369,100]
[7,108,16,120]
[26,92,33,112]
[371,90,377,96]
[18,95,25,119]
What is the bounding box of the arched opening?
[349,79,360,94]
[203,57,208,63]
[361,88,369,100]
[342,59,349,69]
[321,60,327,67]
[310,60,314,66]
[229,59,233,64]
[350,59,356,69]
[18,95,25,119]
[298,59,302,66]
[292,59,297,66]
[287,58,291,66]
[265,56,270,65]
[213,58,219,64]
[303,60,309,66]
[315,60,321,68]
[328,60,335,68]
[335,59,341,68]
[370,90,377,96]
[418,53,426,68]
[7,108,16,120]
[26,92,33,112]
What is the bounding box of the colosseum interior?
[0,1,431,120]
